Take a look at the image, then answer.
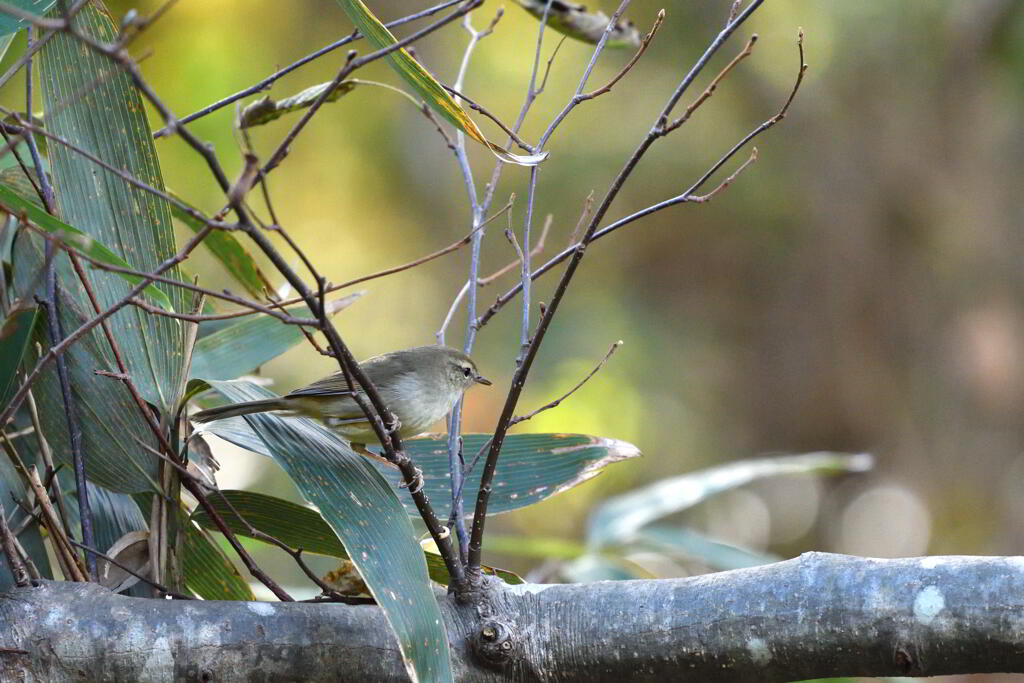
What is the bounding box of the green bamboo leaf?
[128,489,253,600]
[514,0,642,47]
[0,1,56,36]
[335,0,546,167]
[0,183,173,310]
[10,279,162,492]
[207,380,452,682]
[38,1,186,410]
[196,424,641,517]
[182,519,255,601]
[0,166,44,199]
[587,452,874,549]
[168,192,272,300]
[0,31,15,62]
[190,489,522,586]
[394,432,640,515]
[0,304,38,406]
[189,292,363,381]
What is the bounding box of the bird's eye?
[462,366,472,377]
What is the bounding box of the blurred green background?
[8,2,1024,677]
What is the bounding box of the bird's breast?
[383,373,455,435]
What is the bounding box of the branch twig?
[467,0,770,577]
[510,341,621,426]
[153,0,468,136]
[0,501,29,587]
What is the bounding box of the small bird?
[192,345,491,447]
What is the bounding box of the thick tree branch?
[2,553,1023,681]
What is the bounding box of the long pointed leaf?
[10,256,162,492]
[181,519,255,601]
[335,0,546,167]
[196,422,640,517]
[587,452,874,548]
[39,1,186,409]
[0,2,56,36]
[208,380,452,683]
[0,183,173,310]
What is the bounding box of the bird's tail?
[191,398,286,423]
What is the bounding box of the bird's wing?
[288,353,417,399]
[286,371,355,398]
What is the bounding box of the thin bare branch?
[467,0,770,576]
[65,538,193,600]
[536,35,569,96]
[474,21,802,333]
[569,191,595,245]
[259,0,483,178]
[26,465,86,581]
[440,84,533,152]
[578,10,665,101]
[478,214,551,286]
[662,33,759,136]
[510,341,622,425]
[688,147,759,202]
[154,0,468,136]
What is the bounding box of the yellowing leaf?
[336,0,547,166]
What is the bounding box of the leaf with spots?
[393,433,640,516]
[206,379,453,683]
[0,1,57,37]
[195,422,641,518]
[36,1,187,409]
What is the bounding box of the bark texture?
[2,552,1023,681]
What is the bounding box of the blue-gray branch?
[2,553,1022,681]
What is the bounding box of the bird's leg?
[398,466,425,494]
[350,442,422,492]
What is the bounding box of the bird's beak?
[474,374,492,386]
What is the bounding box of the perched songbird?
[191,345,491,446]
